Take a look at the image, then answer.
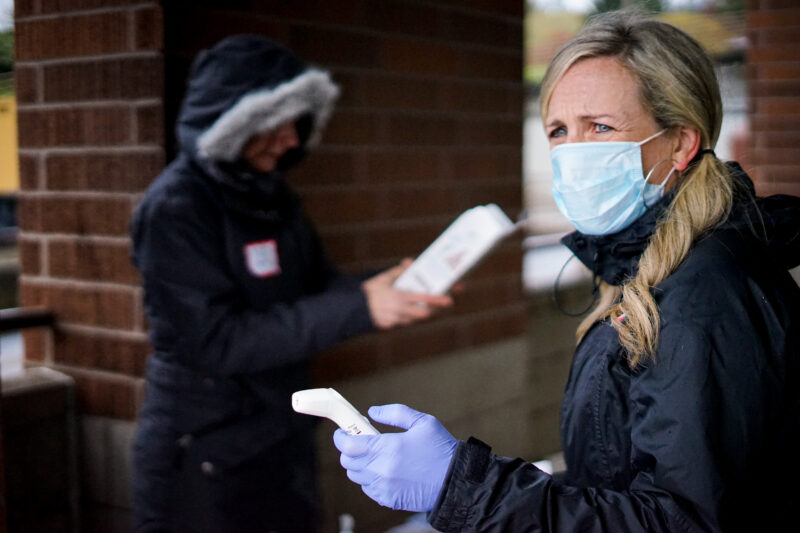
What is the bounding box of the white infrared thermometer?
[291,388,379,435]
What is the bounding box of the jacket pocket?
[176,409,291,475]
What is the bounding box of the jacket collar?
[561,191,675,286]
[187,155,300,222]
[559,162,785,286]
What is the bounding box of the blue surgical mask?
[550,130,675,236]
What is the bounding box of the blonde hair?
[541,9,742,368]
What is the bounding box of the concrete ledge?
[80,416,136,510]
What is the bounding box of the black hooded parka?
[130,36,374,533]
[429,166,800,533]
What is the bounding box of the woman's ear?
[672,126,702,171]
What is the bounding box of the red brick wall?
[14,1,165,420]
[15,0,525,422]
[163,2,526,384]
[747,0,800,197]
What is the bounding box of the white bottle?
[339,513,355,533]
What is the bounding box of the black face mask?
[276,113,313,171]
[225,113,315,177]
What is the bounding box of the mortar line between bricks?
[409,0,521,23]
[311,145,521,154]
[296,174,520,189]
[333,106,522,120]
[231,14,522,55]
[330,65,523,88]
[16,190,140,200]
[743,164,800,171]
[315,218,457,234]
[17,99,162,111]
[15,3,159,23]
[18,146,164,156]
[15,50,162,67]
[17,233,133,251]
[56,322,149,341]
[19,275,139,293]
[51,363,143,384]
[38,234,132,245]
[318,143,523,152]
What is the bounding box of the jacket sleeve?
[429,438,701,533]
[131,186,375,377]
[429,315,776,532]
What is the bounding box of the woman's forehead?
[548,57,644,121]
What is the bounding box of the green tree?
[717,0,745,13]
[592,0,663,14]
[0,30,11,73]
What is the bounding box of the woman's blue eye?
[595,124,612,133]
[550,127,566,138]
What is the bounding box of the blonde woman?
[333,10,800,532]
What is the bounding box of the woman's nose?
[565,131,588,144]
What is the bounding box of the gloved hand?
[333,404,458,512]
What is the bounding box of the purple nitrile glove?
[333,404,458,512]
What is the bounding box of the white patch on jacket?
[244,239,281,278]
[197,69,340,161]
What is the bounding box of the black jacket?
[429,166,800,532]
[131,35,372,480]
[131,36,374,533]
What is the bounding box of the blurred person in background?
[130,35,453,533]
[333,9,800,532]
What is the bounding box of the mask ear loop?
[608,129,668,164]
[636,129,667,147]
[553,253,599,317]
[642,158,677,208]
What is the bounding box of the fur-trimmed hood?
[176,35,339,165]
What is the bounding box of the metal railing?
[0,307,54,333]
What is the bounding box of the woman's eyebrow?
[546,113,618,129]
[578,113,617,122]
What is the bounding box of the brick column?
[13,1,164,523]
[746,0,800,196]
[15,1,163,419]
